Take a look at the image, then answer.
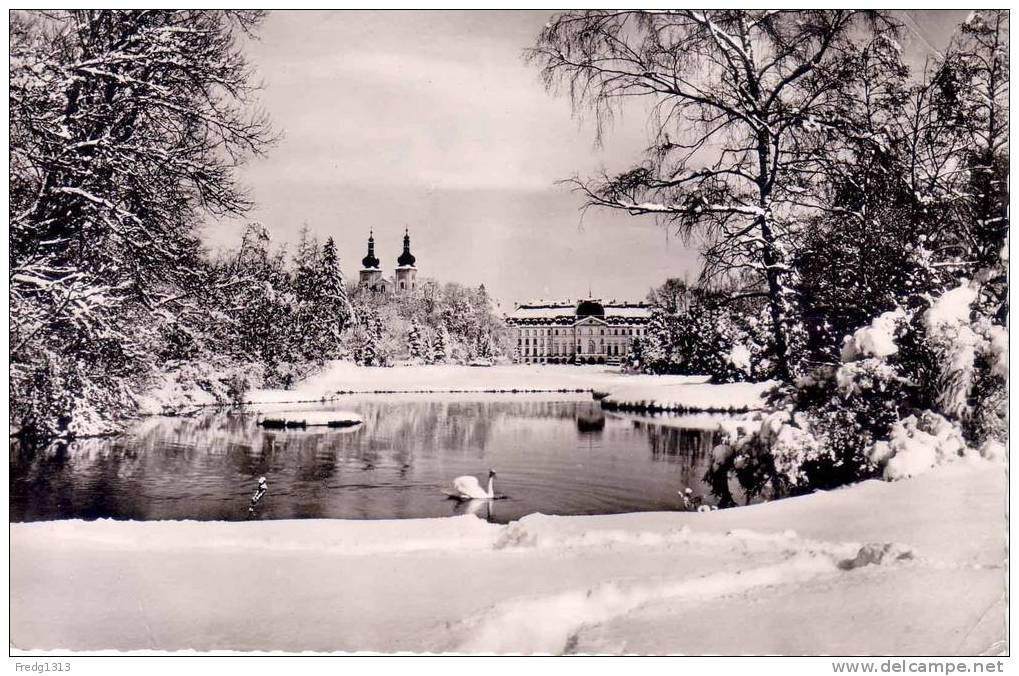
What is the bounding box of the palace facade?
[359,229,418,295]
[506,299,652,365]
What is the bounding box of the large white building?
[506,299,652,365]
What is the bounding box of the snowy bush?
[839,309,907,362]
[710,411,825,500]
[707,280,1007,500]
[869,411,980,480]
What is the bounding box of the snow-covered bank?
[10,462,1005,654]
[244,362,711,404]
[139,361,770,417]
[601,379,778,412]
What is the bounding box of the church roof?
[397,228,416,267]
[361,231,380,269]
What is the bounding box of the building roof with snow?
[506,299,651,325]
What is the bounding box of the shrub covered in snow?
[869,411,979,480]
[707,280,1007,500]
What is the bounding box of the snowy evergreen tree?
[407,322,425,360]
[626,336,645,371]
[641,309,674,374]
[292,226,322,301]
[432,326,449,364]
[318,237,353,355]
[938,11,1009,317]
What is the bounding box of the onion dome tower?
[394,228,418,294]
[359,230,384,289]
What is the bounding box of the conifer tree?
[407,322,425,360]
[432,326,449,364]
[319,237,353,354]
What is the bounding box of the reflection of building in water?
[506,299,651,365]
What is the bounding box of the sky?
[204,10,967,309]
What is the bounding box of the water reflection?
[576,410,606,435]
[11,396,748,524]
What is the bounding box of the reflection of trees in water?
[358,400,498,461]
[635,420,719,495]
[16,400,714,521]
[633,420,750,505]
[10,399,508,520]
[501,400,601,423]
[12,436,156,520]
[637,421,719,460]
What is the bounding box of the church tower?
[359,231,383,290]
[394,228,418,294]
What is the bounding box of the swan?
[448,470,496,500]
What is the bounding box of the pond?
[10,394,748,524]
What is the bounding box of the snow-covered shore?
[243,362,713,404]
[10,462,1005,654]
[139,361,777,418]
[600,379,778,413]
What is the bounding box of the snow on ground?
[10,462,1005,654]
[245,362,711,404]
[601,380,778,412]
[604,411,762,433]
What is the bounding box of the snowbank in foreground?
[245,362,711,404]
[10,462,1005,654]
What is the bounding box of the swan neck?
[487,477,494,498]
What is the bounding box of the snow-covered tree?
[937,12,1009,314]
[407,322,426,360]
[9,10,273,436]
[531,10,897,380]
[292,226,322,300]
[431,326,449,364]
[346,300,385,367]
[318,237,353,353]
[344,277,510,365]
